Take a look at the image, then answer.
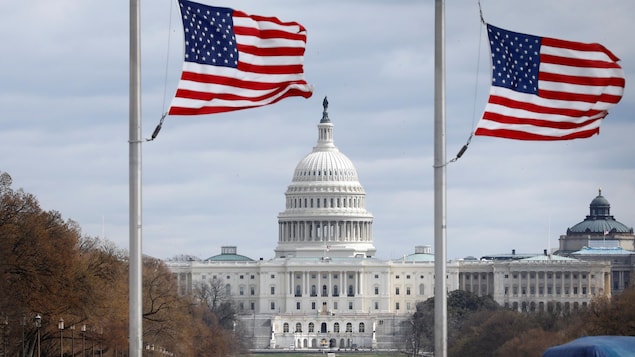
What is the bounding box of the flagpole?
[433,0,447,356]
[129,0,143,356]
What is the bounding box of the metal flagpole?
[129,0,143,356]
[433,0,447,356]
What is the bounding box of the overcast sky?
[1,0,633,261]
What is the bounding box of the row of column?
[287,195,364,210]
[286,271,364,297]
[506,270,592,296]
[459,272,493,296]
[279,220,372,243]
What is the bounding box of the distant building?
[558,189,634,254]
[166,101,631,351]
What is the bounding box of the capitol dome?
[275,98,375,259]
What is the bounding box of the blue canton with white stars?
[180,0,238,68]
[488,25,541,95]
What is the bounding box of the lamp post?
[2,314,8,357]
[58,318,65,357]
[81,324,87,357]
[70,324,75,357]
[34,314,42,357]
[21,314,26,357]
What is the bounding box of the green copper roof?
[567,189,633,234]
[205,246,254,262]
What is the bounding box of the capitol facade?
[166,100,634,351]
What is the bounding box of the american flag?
[475,24,625,140]
[168,0,313,115]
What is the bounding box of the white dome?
[275,98,375,259]
[292,150,359,183]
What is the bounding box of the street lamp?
[70,324,75,357]
[21,314,26,357]
[34,314,42,357]
[2,314,8,357]
[81,324,87,357]
[58,318,64,357]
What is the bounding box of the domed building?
[558,189,635,254]
[166,100,622,351]
[275,98,376,259]
[167,100,447,351]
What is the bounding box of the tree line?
[0,172,245,356]
[403,288,635,356]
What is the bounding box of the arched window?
[359,322,365,332]
[348,285,354,296]
[295,285,302,297]
[308,322,315,333]
[283,323,289,333]
[345,322,352,332]
[295,323,302,333]
[322,285,328,297]
[311,285,317,296]
[333,285,339,296]
[334,322,340,333]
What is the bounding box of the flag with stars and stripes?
[475,24,625,140]
[168,0,313,115]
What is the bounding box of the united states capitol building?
[166,100,634,351]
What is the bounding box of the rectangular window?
[374,287,379,295]
[296,302,301,310]
[250,302,255,310]
[406,275,411,279]
[240,275,244,279]
[270,302,275,310]
[349,302,353,310]
[374,302,379,310]
[375,274,379,279]
[396,302,400,310]
[395,288,400,295]
[250,287,255,295]
[271,286,275,295]
[250,275,255,280]
[334,302,338,310]
[271,274,275,279]
[396,275,400,279]
[312,302,316,310]
[239,287,244,296]
[406,287,411,295]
